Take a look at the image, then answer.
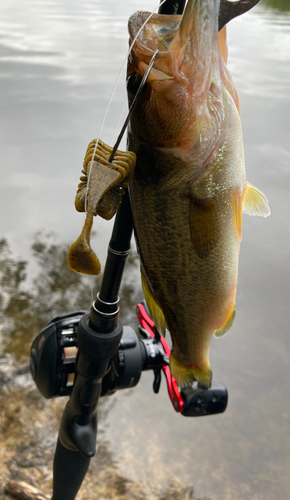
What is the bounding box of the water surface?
[0,1,289,499]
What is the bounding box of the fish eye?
[127,72,145,96]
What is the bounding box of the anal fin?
[214,306,235,338]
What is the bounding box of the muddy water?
[0,1,290,499]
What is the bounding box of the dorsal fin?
[243,181,270,217]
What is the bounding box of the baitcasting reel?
[30,305,228,417]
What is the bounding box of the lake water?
[0,1,289,499]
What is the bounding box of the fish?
[127,0,270,388]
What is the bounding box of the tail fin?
[170,354,212,389]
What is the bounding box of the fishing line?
[110,100,127,146]
[84,0,168,213]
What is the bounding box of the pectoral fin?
[189,196,218,259]
[141,270,166,336]
[243,181,270,217]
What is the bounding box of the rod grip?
[51,439,90,500]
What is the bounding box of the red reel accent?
[136,304,184,413]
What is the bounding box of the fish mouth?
[128,11,183,90]
[128,0,261,93]
[128,0,218,94]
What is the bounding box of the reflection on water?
[0,234,100,359]
[0,1,290,499]
[262,0,290,11]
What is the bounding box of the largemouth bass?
[127,0,270,388]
